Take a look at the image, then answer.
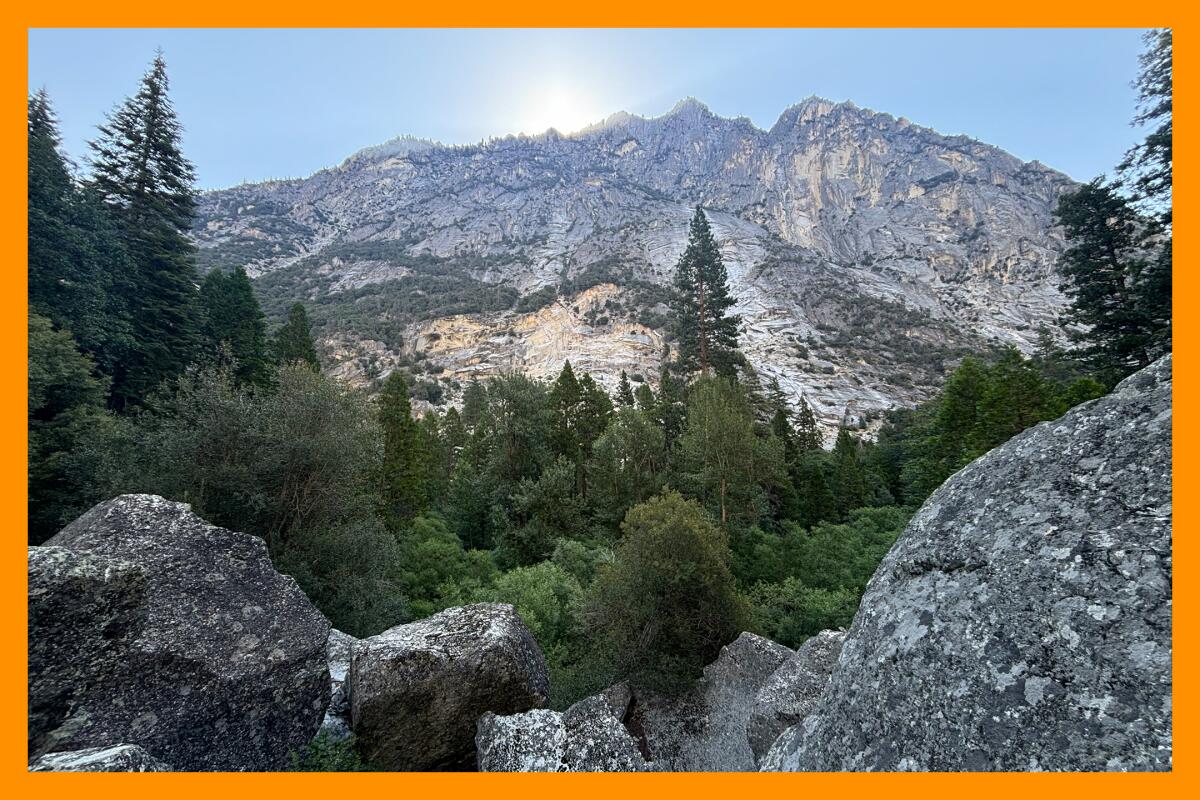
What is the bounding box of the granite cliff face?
[195,97,1076,425]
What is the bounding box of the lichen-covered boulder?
[350,603,549,770]
[29,744,171,772]
[32,494,331,771]
[477,690,649,772]
[776,356,1172,771]
[750,630,845,765]
[321,629,357,740]
[629,632,793,771]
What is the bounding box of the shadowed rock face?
[196,98,1076,430]
[769,356,1172,772]
[29,744,171,772]
[750,630,846,765]
[31,494,331,771]
[350,603,549,770]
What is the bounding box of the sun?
[518,83,601,136]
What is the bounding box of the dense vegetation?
[27,34,1170,705]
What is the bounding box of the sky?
[28,28,1149,190]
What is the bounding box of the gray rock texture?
[772,356,1172,771]
[350,603,549,770]
[476,692,649,772]
[630,632,793,771]
[321,628,357,740]
[749,630,846,765]
[195,97,1078,433]
[31,494,331,771]
[29,744,171,772]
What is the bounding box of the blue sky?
[28,28,1148,189]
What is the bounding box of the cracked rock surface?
[769,356,1172,771]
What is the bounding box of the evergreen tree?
[87,53,203,407]
[1054,179,1160,378]
[634,382,656,412]
[200,267,271,386]
[28,91,131,382]
[615,370,635,406]
[830,427,867,519]
[460,378,489,432]
[378,370,428,528]
[792,451,838,529]
[669,207,741,375]
[1120,29,1173,225]
[588,407,666,529]
[548,360,583,461]
[794,396,824,452]
[272,302,320,369]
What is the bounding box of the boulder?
[628,632,793,771]
[350,603,549,770]
[750,630,845,765]
[477,690,649,772]
[32,494,331,771]
[321,629,357,740]
[29,744,171,772]
[774,356,1172,771]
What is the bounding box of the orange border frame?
[2,8,1188,798]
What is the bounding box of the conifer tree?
[272,302,320,370]
[200,267,271,386]
[548,360,583,461]
[634,382,656,412]
[669,207,741,375]
[794,396,824,452]
[28,91,131,382]
[830,427,867,518]
[88,53,203,407]
[379,370,428,528]
[1054,180,1160,378]
[616,370,636,406]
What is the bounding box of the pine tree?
[794,396,824,452]
[830,427,867,518]
[28,91,131,382]
[548,360,583,461]
[87,53,203,407]
[272,302,320,370]
[1054,179,1159,377]
[200,268,271,386]
[379,370,428,528]
[670,207,741,375]
[634,382,656,412]
[616,370,635,406]
[1120,29,1173,225]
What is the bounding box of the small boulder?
[32,494,331,771]
[29,744,171,772]
[477,691,649,772]
[750,630,845,765]
[350,603,549,770]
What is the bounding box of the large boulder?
[775,356,1172,771]
[750,630,845,765]
[31,494,331,771]
[29,744,171,772]
[628,632,793,771]
[350,603,549,770]
[477,687,650,772]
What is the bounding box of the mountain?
[193,96,1077,429]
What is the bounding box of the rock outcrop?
[477,691,649,772]
[771,356,1172,771]
[195,97,1077,431]
[750,630,845,765]
[30,495,331,771]
[350,603,549,770]
[29,744,171,772]
[625,632,793,771]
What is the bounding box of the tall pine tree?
[378,370,428,528]
[87,53,202,407]
[272,302,320,370]
[615,370,635,406]
[200,267,271,386]
[670,207,741,375]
